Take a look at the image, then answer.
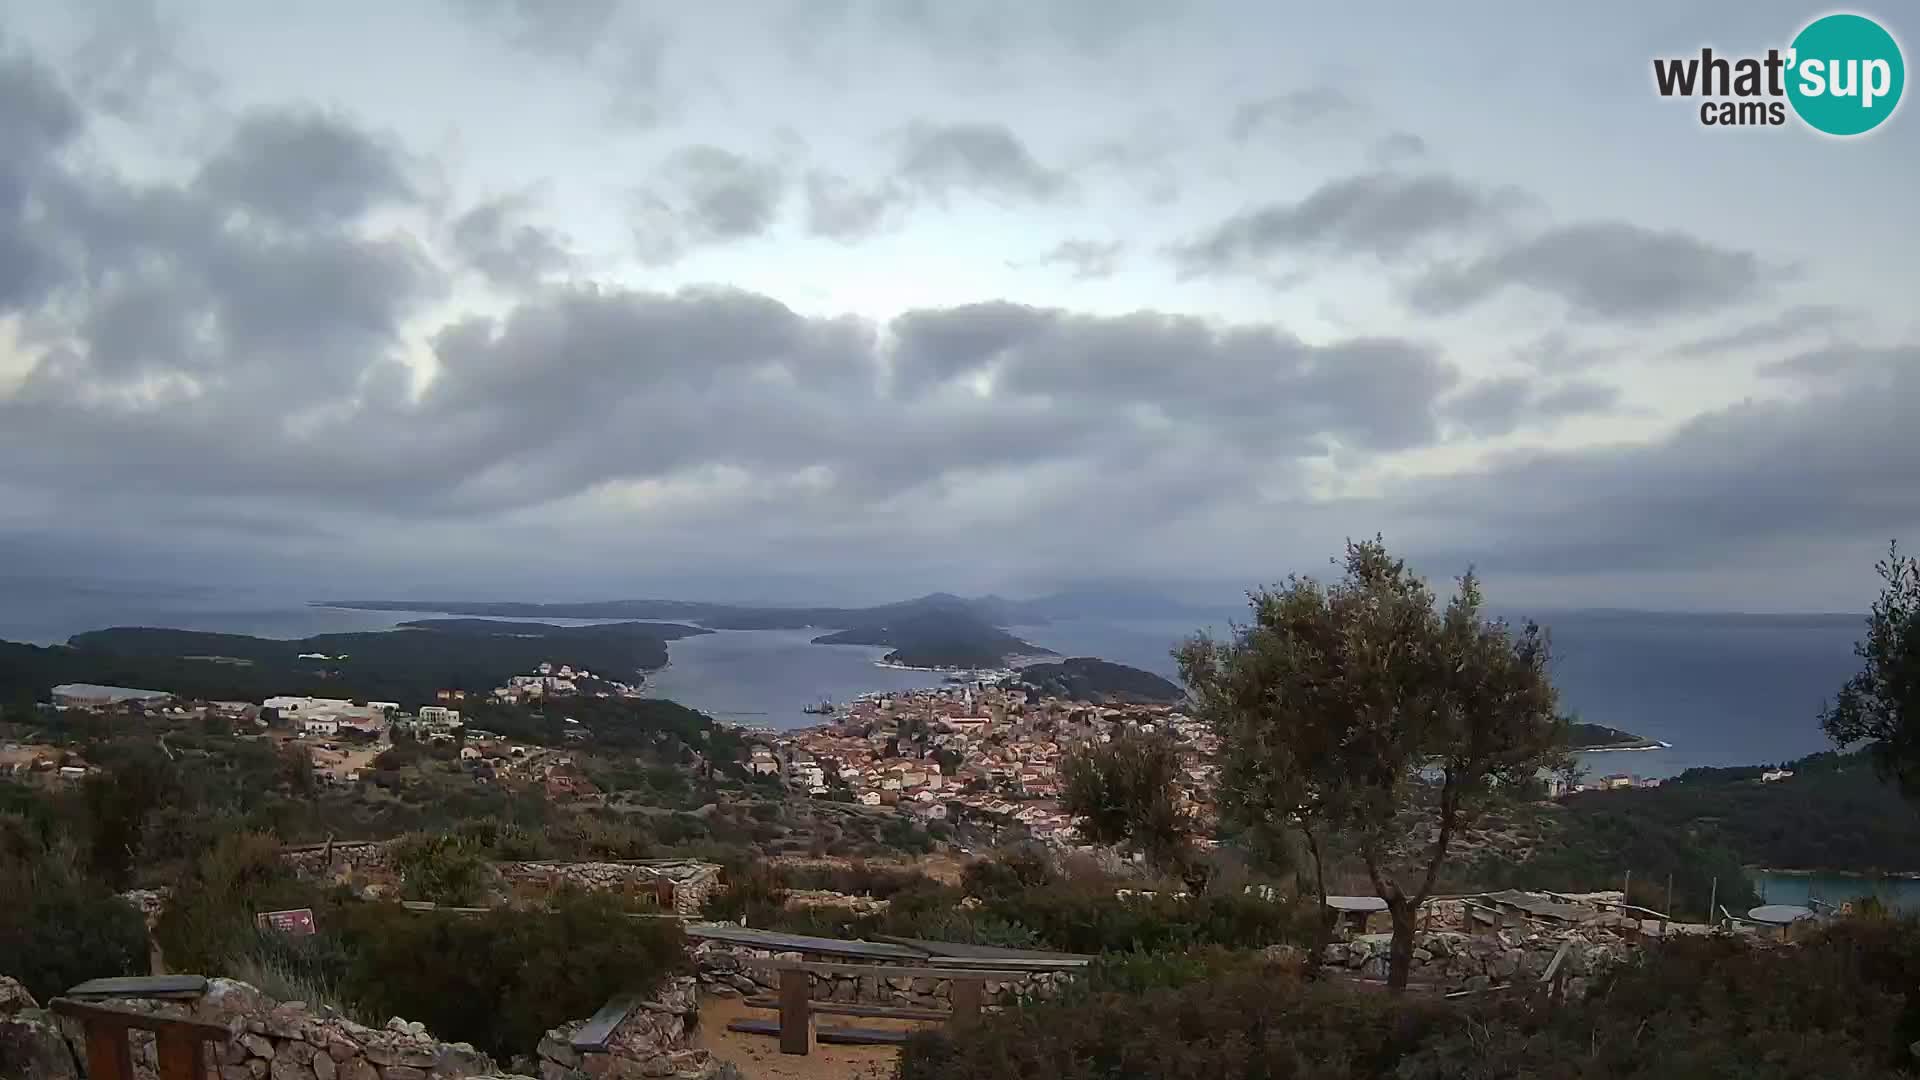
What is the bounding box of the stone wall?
[532,977,719,1080]
[492,862,720,917]
[280,843,719,917]
[0,974,517,1080]
[1319,929,1633,996]
[280,841,393,878]
[691,942,1076,1012]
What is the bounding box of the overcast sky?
[0,0,1915,610]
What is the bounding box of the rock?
[0,976,38,1016]
[270,1056,316,1080]
[243,1034,278,1059]
[278,1039,316,1066]
[1489,950,1521,980]
[1464,975,1491,992]
[539,1063,575,1080]
[433,1042,494,1075]
[0,1009,81,1080]
[313,1052,338,1080]
[640,1056,675,1078]
[381,1067,428,1080]
[249,1058,271,1079]
[329,1038,360,1064]
[224,1067,256,1080]
[703,985,737,999]
[1412,947,1433,964]
[538,1036,580,1070]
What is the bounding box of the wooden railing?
[735,960,998,1056]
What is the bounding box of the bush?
[389,832,495,905]
[336,889,687,1059]
[153,831,324,975]
[902,919,1920,1080]
[0,841,150,1001]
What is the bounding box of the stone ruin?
[1320,928,1635,996]
[691,940,1077,1012]
[278,842,721,917]
[0,972,724,1080]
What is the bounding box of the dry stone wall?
[691,941,1076,1011]
[279,843,719,917]
[1320,929,1633,996]
[531,977,720,1080]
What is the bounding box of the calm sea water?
[1749,871,1920,913]
[0,581,1868,777]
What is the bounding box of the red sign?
[255,909,317,936]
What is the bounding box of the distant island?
[812,608,1053,669]
[0,620,706,709]
[1568,721,1665,751]
[325,592,1065,670]
[1014,657,1184,704]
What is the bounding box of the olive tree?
[1821,541,1920,798]
[1061,731,1209,890]
[1178,538,1567,990]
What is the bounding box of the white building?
[302,717,340,736]
[1760,768,1795,783]
[265,696,355,715]
[417,706,460,729]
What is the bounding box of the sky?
[0,0,1916,611]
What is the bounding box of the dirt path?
[694,994,929,1080]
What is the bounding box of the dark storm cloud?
[632,146,786,264]
[888,302,1458,452]
[0,47,83,312]
[804,171,906,240]
[1369,132,1428,167]
[1759,343,1916,384]
[895,122,1069,203]
[450,193,574,288]
[1670,304,1847,359]
[194,108,419,228]
[1443,375,1622,438]
[1408,222,1767,321]
[1400,345,1920,575]
[1174,172,1530,272]
[1027,239,1124,280]
[1229,87,1361,140]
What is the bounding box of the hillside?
[1568,722,1660,749]
[812,608,1052,669]
[1014,657,1184,704]
[319,592,1019,631]
[1,621,699,709]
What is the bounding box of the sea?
[0,578,1870,776]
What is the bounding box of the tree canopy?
[1821,540,1920,799]
[1178,537,1568,989]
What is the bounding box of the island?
[0,620,707,709]
[1012,657,1185,704]
[1568,722,1665,751]
[811,608,1053,669]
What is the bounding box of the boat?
[801,699,834,715]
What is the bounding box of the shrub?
[389,832,495,906]
[153,831,324,975]
[336,889,687,1059]
[0,841,150,1001]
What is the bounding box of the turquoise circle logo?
[1787,13,1905,135]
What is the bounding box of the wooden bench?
[729,962,989,1056]
[51,998,231,1080]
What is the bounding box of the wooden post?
[1663,874,1673,939]
[950,977,983,1029]
[1708,878,1718,931]
[155,1025,208,1080]
[1623,869,1631,905]
[778,967,811,1056]
[78,1019,132,1080]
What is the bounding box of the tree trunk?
[1386,897,1417,991]
[1303,829,1331,977]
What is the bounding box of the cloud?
[63,0,220,119]
[1174,171,1529,272]
[1026,239,1124,280]
[1401,346,1920,576]
[632,146,786,264]
[0,47,83,312]
[1670,304,1847,359]
[1409,222,1768,321]
[1443,375,1622,438]
[194,108,419,228]
[1229,86,1361,140]
[1513,331,1625,375]
[1759,343,1915,384]
[895,122,1069,203]
[451,0,621,60]
[1369,131,1428,167]
[804,171,906,240]
[450,192,574,288]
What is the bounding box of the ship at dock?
[801,698,834,715]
